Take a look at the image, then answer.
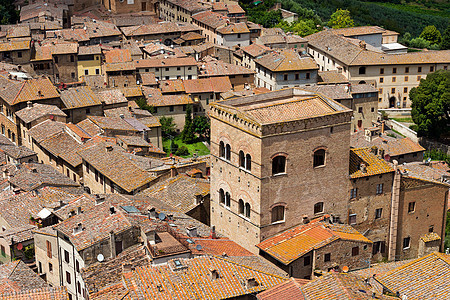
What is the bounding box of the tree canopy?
[410,70,450,138]
[159,116,176,137]
[181,105,195,143]
[440,25,450,50]
[327,9,354,29]
[419,25,442,45]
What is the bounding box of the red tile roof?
[257,278,309,300]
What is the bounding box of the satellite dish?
[342,266,349,273]
[16,243,23,250]
[158,213,166,220]
[97,254,104,262]
[196,244,203,251]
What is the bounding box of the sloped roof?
[77,142,156,193]
[0,287,69,300]
[192,11,228,29]
[183,76,232,94]
[0,77,59,106]
[257,278,309,300]
[121,22,199,37]
[15,103,66,124]
[217,22,250,35]
[241,43,272,58]
[375,252,450,300]
[104,48,132,63]
[28,119,66,143]
[0,135,36,160]
[257,218,371,265]
[349,147,394,178]
[60,86,102,109]
[122,256,288,299]
[198,58,254,77]
[254,49,318,72]
[0,261,47,293]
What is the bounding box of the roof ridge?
[211,255,288,280]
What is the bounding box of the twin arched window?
[219,141,231,160]
[219,188,230,207]
[238,199,251,218]
[239,151,252,171]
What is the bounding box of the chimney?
[119,114,124,119]
[77,207,82,215]
[302,215,310,224]
[148,207,157,219]
[109,206,116,214]
[170,166,178,177]
[106,145,113,152]
[72,223,83,234]
[38,90,42,97]
[110,231,116,258]
[360,163,367,173]
[381,121,385,134]
[186,226,197,237]
[379,149,385,160]
[371,146,378,155]
[122,263,132,273]
[95,194,105,205]
[210,269,220,280]
[13,188,20,195]
[210,225,217,239]
[359,40,366,50]
[2,168,8,179]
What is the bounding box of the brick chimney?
[110,231,116,258]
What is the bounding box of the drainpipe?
[388,160,400,261]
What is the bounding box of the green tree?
[175,145,190,157]
[409,37,431,49]
[181,105,195,143]
[134,97,155,113]
[193,116,210,139]
[410,70,450,138]
[159,116,176,137]
[399,32,412,46]
[327,9,354,29]
[277,19,319,37]
[440,25,450,50]
[419,25,442,45]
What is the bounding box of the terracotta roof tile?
[189,238,254,256]
[15,103,66,124]
[121,22,200,37]
[28,119,66,143]
[192,11,228,29]
[0,287,69,300]
[257,218,371,265]
[184,76,232,94]
[255,49,318,72]
[217,22,250,35]
[143,87,193,106]
[375,252,450,300]
[104,48,132,63]
[60,86,102,109]
[0,77,59,106]
[0,260,48,292]
[135,57,197,68]
[160,79,185,94]
[123,255,288,299]
[198,58,254,77]
[257,277,308,300]
[349,147,394,178]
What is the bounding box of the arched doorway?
[389,96,396,108]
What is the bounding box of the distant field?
[367,1,450,18]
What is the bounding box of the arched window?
[245,203,251,218]
[271,206,285,223]
[239,151,245,168]
[313,149,325,168]
[225,192,231,207]
[238,199,244,215]
[245,154,251,171]
[219,141,225,158]
[314,202,324,214]
[359,67,366,75]
[272,156,286,175]
[225,144,231,161]
[219,189,225,204]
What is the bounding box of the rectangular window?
[324,253,331,262]
[295,73,299,80]
[85,162,90,174]
[408,201,415,213]
[404,87,408,93]
[430,66,434,72]
[349,214,356,225]
[405,67,409,73]
[391,88,395,94]
[352,246,359,256]
[304,256,311,266]
[66,271,71,284]
[284,74,288,81]
[64,250,69,263]
[76,260,80,273]
[95,170,98,182]
[403,237,410,249]
[49,262,53,272]
[417,76,421,81]
[18,51,22,58]
[380,68,384,74]
[165,67,169,71]
[358,107,363,113]
[373,241,385,254]
[306,73,310,79]
[418,67,422,73]
[376,184,383,195]
[404,76,408,82]
[46,240,52,258]
[375,208,382,219]
[169,106,174,112]
[392,77,396,83]
[380,77,384,83]
[1,245,5,257]
[392,67,397,74]
[84,69,89,75]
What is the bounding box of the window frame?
[271,205,285,223]
[272,155,286,175]
[313,149,326,168]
